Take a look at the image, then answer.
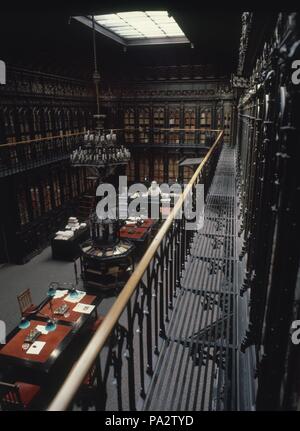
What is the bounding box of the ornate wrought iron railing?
[0,129,127,177]
[0,128,219,178]
[0,132,86,177]
[47,130,224,411]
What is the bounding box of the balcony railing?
[124,127,220,148]
[0,128,219,178]
[0,130,124,177]
[47,129,224,411]
[0,132,86,177]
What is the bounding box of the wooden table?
[119,219,157,242]
[37,293,98,329]
[51,226,89,261]
[119,219,159,257]
[0,292,101,374]
[0,319,73,372]
[119,226,149,242]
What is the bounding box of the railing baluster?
[159,243,166,338]
[146,266,153,375]
[126,301,136,411]
[138,283,146,398]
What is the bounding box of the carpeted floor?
[0,246,115,335]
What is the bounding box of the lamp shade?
[45,319,56,332]
[69,288,79,299]
[18,317,30,329]
[47,283,57,297]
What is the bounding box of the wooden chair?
[17,289,36,317]
[0,381,40,411]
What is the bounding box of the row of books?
[1,106,92,145]
[1,137,81,171]
[17,167,88,226]
[126,156,180,183]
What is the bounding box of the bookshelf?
[124,108,135,144]
[138,107,150,144]
[168,107,180,144]
[153,107,165,144]
[200,108,212,144]
[184,108,196,144]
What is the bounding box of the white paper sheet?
[53,289,68,299]
[35,325,48,335]
[72,303,95,314]
[26,341,46,355]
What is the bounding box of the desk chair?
[17,288,36,317]
[0,381,40,411]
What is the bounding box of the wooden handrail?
[125,127,220,132]
[0,128,218,149]
[47,129,224,411]
[0,129,125,148]
[0,131,86,148]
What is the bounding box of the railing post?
[126,301,136,410]
[146,267,153,375]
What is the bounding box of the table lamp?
[69,285,80,299]
[45,318,56,332]
[18,317,30,329]
[47,282,59,298]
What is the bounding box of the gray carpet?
[0,246,115,335]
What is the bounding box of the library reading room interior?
[0,6,299,412]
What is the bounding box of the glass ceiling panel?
[90,11,189,44]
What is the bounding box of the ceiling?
[0,3,242,79]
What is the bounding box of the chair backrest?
[0,382,22,410]
[17,288,33,316]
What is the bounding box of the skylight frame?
[74,12,189,46]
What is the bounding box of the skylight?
[75,12,189,46]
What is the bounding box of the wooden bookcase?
[184,107,196,144]
[168,107,180,144]
[138,107,150,144]
[153,107,165,144]
[124,108,135,144]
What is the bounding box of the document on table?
[73,303,95,314]
[53,289,68,299]
[64,291,86,303]
[26,341,46,355]
[35,325,48,335]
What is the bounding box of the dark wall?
[237,12,300,411]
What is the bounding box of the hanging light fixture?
[92,14,102,128]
